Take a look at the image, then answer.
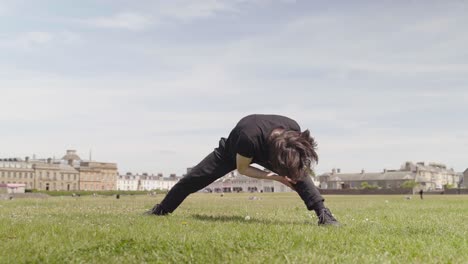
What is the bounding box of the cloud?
[83,12,154,31]
[80,0,298,31]
[2,1,468,175]
[0,31,82,50]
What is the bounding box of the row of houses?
[116,173,181,191]
[2,150,467,194]
[0,151,117,191]
[0,150,182,192]
[317,161,465,191]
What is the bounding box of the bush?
[402,180,418,189]
[360,182,378,190]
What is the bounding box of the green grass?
[1,193,467,263]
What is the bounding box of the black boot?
[318,208,340,226]
[144,204,169,216]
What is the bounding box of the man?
[146,114,339,226]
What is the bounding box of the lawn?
[1,193,467,263]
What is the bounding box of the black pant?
[158,139,324,213]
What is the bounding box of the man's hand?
[236,153,297,191]
[273,175,297,190]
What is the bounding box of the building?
[79,161,118,191]
[32,158,79,191]
[0,150,119,191]
[204,171,297,193]
[58,149,118,191]
[318,161,461,191]
[0,158,35,189]
[463,169,468,188]
[318,169,415,190]
[116,173,181,191]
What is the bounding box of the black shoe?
[144,204,169,216]
[318,208,340,226]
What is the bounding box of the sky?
[1,0,467,176]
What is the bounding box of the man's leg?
[149,149,235,215]
[293,175,339,226]
[293,174,324,211]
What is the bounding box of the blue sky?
[1,0,467,175]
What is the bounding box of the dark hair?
[268,129,318,181]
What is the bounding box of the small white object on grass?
[245,215,251,221]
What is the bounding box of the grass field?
[1,193,467,263]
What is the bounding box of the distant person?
[145,114,339,226]
[419,189,424,200]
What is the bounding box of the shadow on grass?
[191,214,311,226]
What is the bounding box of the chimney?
[361,169,365,174]
[332,168,336,174]
[25,156,30,162]
[383,168,387,173]
[337,168,341,173]
[47,158,52,164]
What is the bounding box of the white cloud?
[81,0,299,31]
[0,31,82,50]
[2,1,468,175]
[19,31,53,46]
[156,0,235,21]
[83,12,154,31]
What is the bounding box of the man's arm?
[236,154,296,189]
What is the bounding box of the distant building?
[32,158,79,191]
[0,158,35,189]
[203,171,298,193]
[0,150,119,191]
[318,161,461,191]
[79,161,118,191]
[463,169,468,188]
[116,173,181,191]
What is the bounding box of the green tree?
[444,184,454,189]
[402,180,418,189]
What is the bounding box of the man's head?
[268,129,318,181]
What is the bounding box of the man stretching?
[146,114,339,226]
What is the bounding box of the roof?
[62,150,81,161]
[58,164,79,173]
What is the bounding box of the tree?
[402,180,418,189]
